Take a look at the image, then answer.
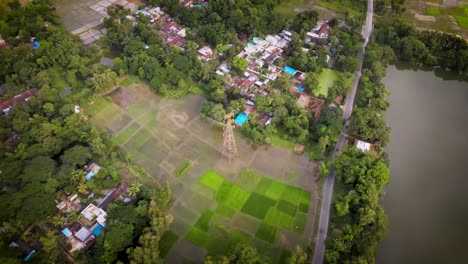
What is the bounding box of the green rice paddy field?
[86,80,319,263]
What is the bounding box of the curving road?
[312,1,374,263]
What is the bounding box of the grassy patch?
[264,207,295,230]
[454,15,468,28]
[116,123,140,144]
[235,169,264,191]
[189,85,205,95]
[315,0,364,18]
[194,210,215,231]
[269,135,296,149]
[426,7,441,16]
[241,193,277,220]
[273,0,315,18]
[316,68,340,97]
[255,223,277,243]
[120,78,133,87]
[251,238,282,264]
[215,204,236,218]
[173,159,192,178]
[159,230,179,258]
[186,227,209,247]
[199,170,225,191]
[277,200,297,217]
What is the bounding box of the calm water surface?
[377,65,468,264]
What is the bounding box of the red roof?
[0,88,37,113]
[318,24,330,36]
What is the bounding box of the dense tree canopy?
[325,147,389,264]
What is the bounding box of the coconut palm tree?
[78,182,88,194]
[128,181,142,198]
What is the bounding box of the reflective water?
[377,65,468,264]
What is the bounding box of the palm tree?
[78,182,88,194]
[50,215,66,227]
[128,181,142,198]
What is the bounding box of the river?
[377,65,468,264]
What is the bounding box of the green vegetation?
[255,223,277,243]
[159,231,179,258]
[316,68,340,97]
[315,0,365,18]
[374,19,468,72]
[173,159,192,178]
[186,227,210,247]
[241,193,277,220]
[325,147,389,264]
[425,7,441,16]
[269,135,296,149]
[199,170,225,191]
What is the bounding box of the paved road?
[312,1,374,263]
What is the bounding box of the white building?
[355,139,371,152]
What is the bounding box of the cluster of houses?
[131,7,188,50]
[215,24,334,126]
[58,181,129,252]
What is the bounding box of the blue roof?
[32,40,40,50]
[194,3,203,8]
[235,113,249,126]
[85,172,95,181]
[247,43,254,48]
[253,37,260,43]
[297,87,304,92]
[24,250,36,262]
[284,66,298,75]
[62,228,72,237]
[92,224,104,236]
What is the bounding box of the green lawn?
[199,170,225,191]
[269,135,296,150]
[315,68,340,97]
[241,193,277,220]
[255,223,277,243]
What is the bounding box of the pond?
[377,65,468,264]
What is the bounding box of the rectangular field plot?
[264,207,295,230]
[199,170,225,191]
[186,227,209,247]
[109,114,133,133]
[256,223,277,243]
[277,200,297,217]
[159,230,179,258]
[116,122,140,144]
[124,129,153,151]
[241,193,276,220]
[235,169,264,192]
[194,210,215,231]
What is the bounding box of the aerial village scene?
[5,0,463,263]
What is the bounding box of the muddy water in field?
[377,65,468,264]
